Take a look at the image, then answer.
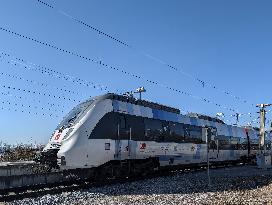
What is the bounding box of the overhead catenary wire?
[0,26,238,113]
[245,109,272,127]
[0,86,82,118]
[246,117,260,126]
[1,99,60,113]
[35,0,254,107]
[0,52,109,93]
[1,91,66,110]
[0,100,61,118]
[0,69,79,97]
[37,0,130,48]
[1,83,81,103]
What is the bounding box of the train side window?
[250,139,258,150]
[230,137,240,150]
[120,115,126,129]
[161,121,170,142]
[144,118,163,141]
[118,115,130,139]
[240,138,248,150]
[126,115,145,141]
[266,142,271,150]
[184,125,190,137]
[169,122,185,143]
[217,135,231,150]
[189,125,203,143]
[183,125,190,143]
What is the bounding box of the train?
[40,93,269,177]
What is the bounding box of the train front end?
[40,97,97,169]
[41,95,114,170]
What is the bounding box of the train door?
[245,129,250,157]
[115,115,130,160]
[208,127,219,161]
[213,128,219,159]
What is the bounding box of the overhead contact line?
[1,91,66,110]
[0,52,109,93]
[1,83,80,103]
[0,27,238,112]
[35,0,254,107]
[0,100,62,118]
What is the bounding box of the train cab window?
[89,112,118,140]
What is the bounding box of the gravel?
[5,165,272,205]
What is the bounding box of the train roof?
[186,112,225,124]
[98,93,181,114]
[95,93,227,125]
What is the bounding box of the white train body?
[43,94,265,170]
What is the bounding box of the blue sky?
[0,0,271,144]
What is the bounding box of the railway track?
[0,162,253,202]
[0,171,162,202]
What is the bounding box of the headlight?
[60,156,66,165]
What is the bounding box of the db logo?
[54,133,61,140]
[140,143,146,149]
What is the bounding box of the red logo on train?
[54,133,61,140]
[140,143,146,149]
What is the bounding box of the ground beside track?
[4,165,272,205]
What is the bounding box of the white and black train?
[41,93,269,176]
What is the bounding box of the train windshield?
[56,99,95,129]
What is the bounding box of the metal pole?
[116,124,120,159]
[256,104,272,154]
[128,127,132,175]
[260,107,266,153]
[134,87,146,100]
[128,127,132,157]
[236,113,239,125]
